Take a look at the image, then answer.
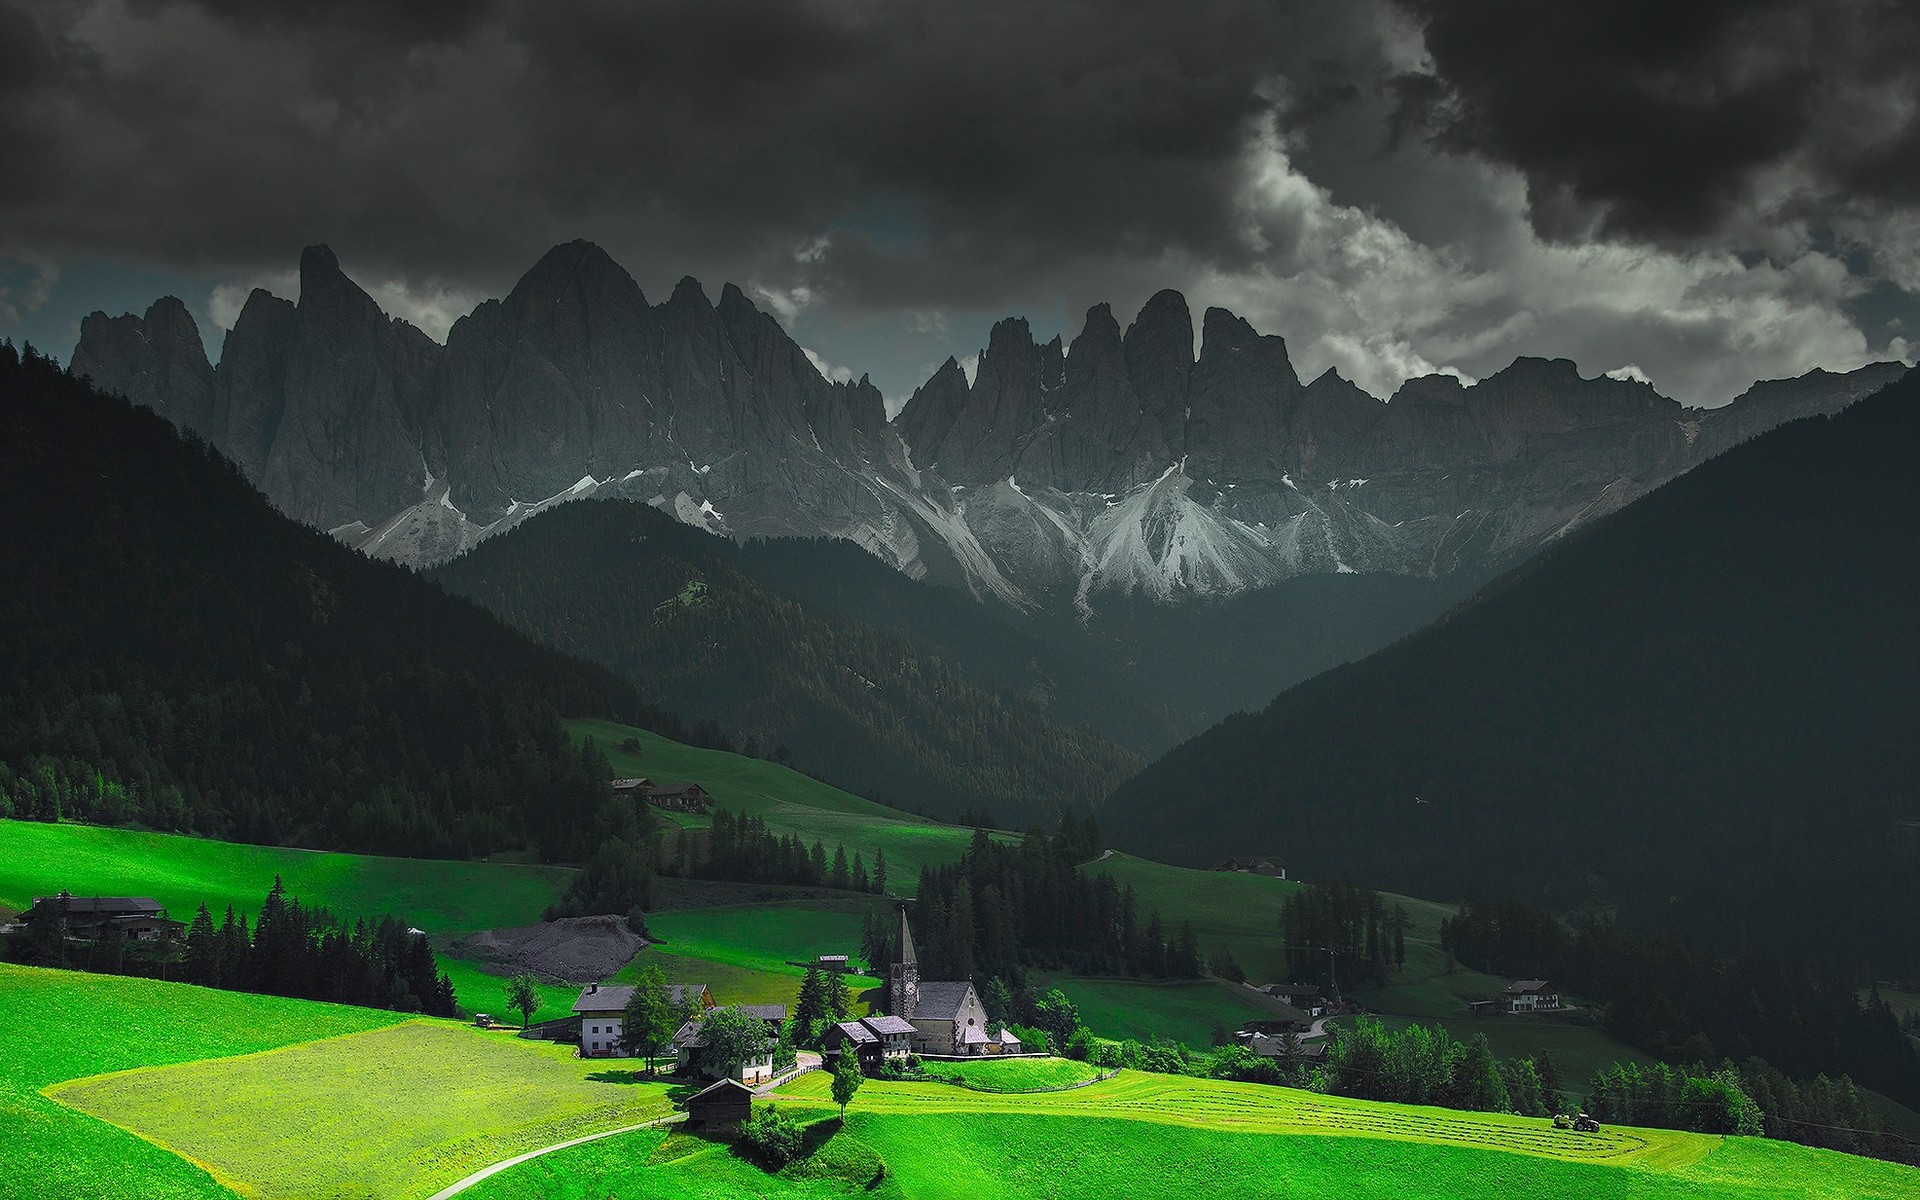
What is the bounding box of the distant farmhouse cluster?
[570,982,791,1083]
[17,893,183,942]
[1212,856,1288,879]
[1463,980,1565,1015]
[611,777,713,814]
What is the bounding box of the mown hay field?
[47,1017,678,1200]
[468,1071,1920,1200]
[0,964,405,1200]
[922,1056,1104,1091]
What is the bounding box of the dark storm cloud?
[1385,0,1920,245]
[0,0,1313,314]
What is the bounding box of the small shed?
[815,954,850,972]
[683,1078,754,1130]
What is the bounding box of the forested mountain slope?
[737,536,1483,755]
[1102,370,1920,976]
[0,345,667,859]
[433,500,1142,823]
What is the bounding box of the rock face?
[71,242,1912,611]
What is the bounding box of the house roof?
[649,783,707,797]
[861,1015,915,1036]
[831,1020,878,1045]
[1215,856,1285,870]
[1504,980,1554,994]
[914,981,977,1021]
[961,1026,991,1043]
[1265,983,1323,997]
[738,1004,788,1022]
[610,777,652,790]
[572,985,635,1014]
[666,984,712,1005]
[686,1078,755,1104]
[995,1027,1022,1044]
[37,896,163,915]
[673,1019,705,1049]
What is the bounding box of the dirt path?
[423,1112,683,1200]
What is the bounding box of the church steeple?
[888,901,920,1018]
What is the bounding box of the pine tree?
[825,967,852,1022]
[830,845,850,890]
[873,847,887,895]
[185,901,218,986]
[795,966,827,1037]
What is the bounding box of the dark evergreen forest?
[1104,370,1920,978]
[0,345,676,860]
[432,499,1142,824]
[1440,896,1920,1110]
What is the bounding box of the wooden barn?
[648,783,714,813]
[683,1078,754,1130]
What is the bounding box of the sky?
[2,0,1917,414]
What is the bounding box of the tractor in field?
[1554,1112,1602,1133]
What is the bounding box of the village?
[8,866,1575,1133]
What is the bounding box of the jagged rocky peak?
[1124,289,1196,448]
[70,296,216,436]
[1185,306,1303,481]
[297,244,385,332]
[504,239,648,322]
[1066,302,1124,376]
[668,274,713,311]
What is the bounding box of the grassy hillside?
[52,1020,677,1200]
[0,817,879,1025]
[0,964,408,1200]
[618,899,883,1012]
[0,820,570,935]
[467,1070,1920,1200]
[575,720,1661,1078]
[3,965,677,1200]
[578,718,986,884]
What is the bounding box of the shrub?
[738,1103,803,1169]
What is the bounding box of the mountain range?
[68,241,1908,612]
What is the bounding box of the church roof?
[914,981,977,1021]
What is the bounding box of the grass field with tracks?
[0,964,408,1200]
[50,1019,678,1200]
[922,1056,1104,1091]
[465,1070,1920,1200]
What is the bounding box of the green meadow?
[620,899,883,1012]
[50,1019,678,1200]
[0,963,407,1200]
[576,718,987,884]
[0,818,569,935]
[1037,974,1279,1047]
[468,1070,1920,1200]
[922,1055,1104,1091]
